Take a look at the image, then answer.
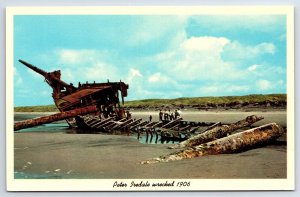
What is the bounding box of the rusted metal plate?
[62,87,111,103]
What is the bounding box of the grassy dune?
[124,94,286,108]
[14,94,286,112]
[14,105,59,112]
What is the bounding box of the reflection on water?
[14,171,62,179]
[15,123,70,133]
[137,134,180,144]
[14,113,179,144]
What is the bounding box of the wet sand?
[14,111,287,179]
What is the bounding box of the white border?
[6,6,295,191]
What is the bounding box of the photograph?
[6,6,294,191]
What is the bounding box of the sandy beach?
[14,110,287,179]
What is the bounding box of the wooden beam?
[141,123,284,164]
[169,115,263,149]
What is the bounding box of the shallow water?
[14,113,70,133]
[14,171,62,179]
[14,111,287,140]
[14,113,176,144]
[137,135,179,144]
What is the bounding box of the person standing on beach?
[174,109,179,119]
[149,115,152,122]
[170,111,174,120]
[164,110,169,121]
[159,110,163,121]
[177,109,181,118]
[126,110,131,120]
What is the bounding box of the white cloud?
[148,72,172,84]
[59,50,81,64]
[256,43,276,54]
[125,68,157,100]
[84,61,120,81]
[257,79,271,91]
[58,49,104,65]
[248,64,262,71]
[126,68,143,85]
[223,42,276,61]
[181,36,229,52]
[54,49,122,83]
[248,65,257,71]
[153,34,280,85]
[199,83,250,95]
[148,73,161,83]
[14,67,23,86]
[129,68,143,78]
[155,36,245,81]
[126,16,188,46]
[255,79,285,93]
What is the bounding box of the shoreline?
[14,108,286,114]
[13,110,287,179]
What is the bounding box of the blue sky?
[13,15,286,106]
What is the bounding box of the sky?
[13,14,286,106]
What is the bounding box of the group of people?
[158,109,181,121]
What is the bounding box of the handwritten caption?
[112,180,190,189]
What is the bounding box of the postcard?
[6,6,294,191]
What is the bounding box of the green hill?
[124,94,286,108]
[14,94,286,112]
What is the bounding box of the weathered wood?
[179,125,191,131]
[203,122,221,132]
[140,121,157,130]
[161,118,183,128]
[89,117,114,127]
[14,106,98,131]
[130,121,148,130]
[169,123,181,130]
[141,123,284,164]
[85,117,98,125]
[121,119,142,129]
[96,120,115,129]
[110,119,132,130]
[169,115,263,149]
[85,119,98,127]
[93,117,114,128]
[118,118,128,122]
[102,121,117,130]
[149,121,163,128]
[87,119,100,127]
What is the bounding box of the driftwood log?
[14,105,98,131]
[169,115,264,149]
[141,123,284,164]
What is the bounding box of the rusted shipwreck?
[14,60,224,142]
[14,60,285,152]
[16,59,129,130]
